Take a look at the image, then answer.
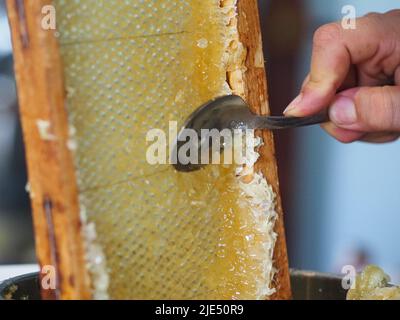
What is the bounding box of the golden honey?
[54,0,277,300]
[347,266,400,300]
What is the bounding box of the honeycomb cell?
[54,0,277,300]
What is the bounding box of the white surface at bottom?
[0,265,39,283]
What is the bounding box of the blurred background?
[0,0,399,282]
[260,0,400,282]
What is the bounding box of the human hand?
[284,10,400,143]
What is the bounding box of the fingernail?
[330,96,357,125]
[284,93,303,114]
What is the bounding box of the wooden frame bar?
[237,0,291,299]
[6,0,91,300]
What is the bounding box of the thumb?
[329,86,400,132]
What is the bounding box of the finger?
[360,132,400,143]
[285,13,390,117]
[357,68,395,87]
[329,86,400,132]
[301,74,311,90]
[395,66,400,85]
[338,66,357,92]
[321,123,399,144]
[321,122,365,143]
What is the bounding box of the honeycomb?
[347,266,400,300]
[53,0,278,299]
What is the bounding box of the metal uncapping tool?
[173,95,328,172]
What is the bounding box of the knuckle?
[384,9,400,20]
[313,23,342,46]
[363,12,381,20]
[360,12,384,32]
[361,12,384,28]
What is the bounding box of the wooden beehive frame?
[7,0,291,300]
[237,1,291,300]
[6,0,91,300]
